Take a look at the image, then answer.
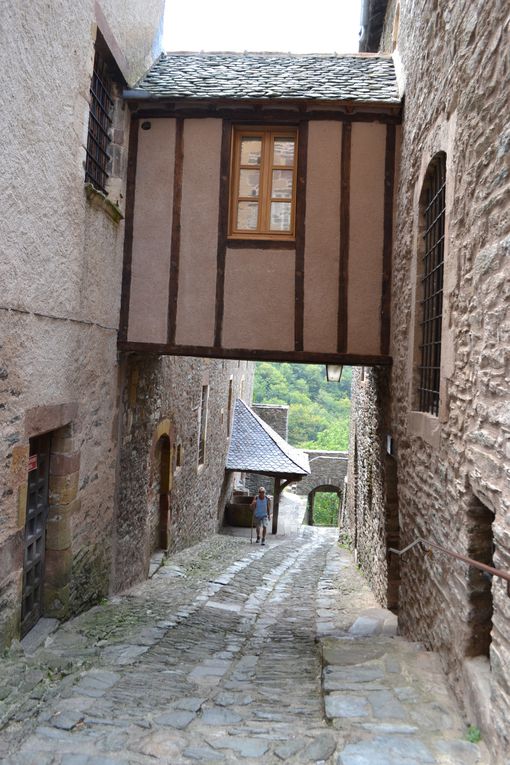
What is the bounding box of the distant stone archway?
[308,484,342,527]
[294,450,348,498]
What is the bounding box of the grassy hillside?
[252,362,351,450]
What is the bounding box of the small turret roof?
[226,399,310,476]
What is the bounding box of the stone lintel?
[24,403,78,438]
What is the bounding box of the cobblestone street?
[0,502,488,764]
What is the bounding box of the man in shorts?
[251,487,272,545]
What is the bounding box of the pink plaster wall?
[347,122,386,354]
[128,118,175,343]
[303,121,342,353]
[175,119,222,347]
[222,249,295,350]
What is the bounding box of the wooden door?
[21,434,51,637]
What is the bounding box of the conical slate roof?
[226,399,310,476]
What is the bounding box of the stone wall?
[251,405,289,441]
[348,0,510,758]
[295,451,348,498]
[0,0,164,648]
[345,368,399,610]
[113,356,254,590]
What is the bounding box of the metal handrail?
[389,537,510,597]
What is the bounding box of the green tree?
[252,362,352,449]
[312,492,340,526]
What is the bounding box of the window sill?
[227,238,295,250]
[408,410,441,448]
[85,183,124,224]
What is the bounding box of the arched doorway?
[149,434,171,554]
[308,484,342,527]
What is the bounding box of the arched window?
[417,152,446,415]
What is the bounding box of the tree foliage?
[313,492,340,526]
[252,363,351,450]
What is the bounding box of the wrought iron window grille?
[85,52,114,195]
[418,153,446,416]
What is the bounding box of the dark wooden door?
[21,434,51,637]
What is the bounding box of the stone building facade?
[114,356,252,590]
[0,1,253,650]
[348,1,510,759]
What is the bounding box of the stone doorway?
[466,495,495,659]
[308,485,342,527]
[149,434,171,555]
[19,411,79,639]
[21,433,51,637]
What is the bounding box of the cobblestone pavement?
[0,518,488,764]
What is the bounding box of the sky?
[163,0,362,53]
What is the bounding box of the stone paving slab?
[0,523,490,764]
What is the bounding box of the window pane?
[270,202,292,231]
[237,201,259,230]
[273,138,295,166]
[240,138,262,165]
[272,169,293,199]
[239,169,260,198]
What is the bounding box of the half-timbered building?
[119,52,401,366]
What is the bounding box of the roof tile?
[226,400,310,476]
[130,52,399,103]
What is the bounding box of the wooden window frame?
[228,126,298,241]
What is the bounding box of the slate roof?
[226,399,310,476]
[128,52,399,103]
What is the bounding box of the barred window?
[85,50,114,194]
[418,153,446,416]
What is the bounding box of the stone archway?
[148,419,174,557]
[308,484,342,527]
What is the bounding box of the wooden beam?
[226,239,295,250]
[381,123,396,356]
[294,121,308,352]
[337,121,351,353]
[128,104,402,124]
[117,340,393,366]
[214,120,231,348]
[118,118,139,342]
[272,477,281,535]
[279,477,301,492]
[167,117,184,345]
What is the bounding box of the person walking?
[251,487,272,545]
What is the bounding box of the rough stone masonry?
[348,1,510,762]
